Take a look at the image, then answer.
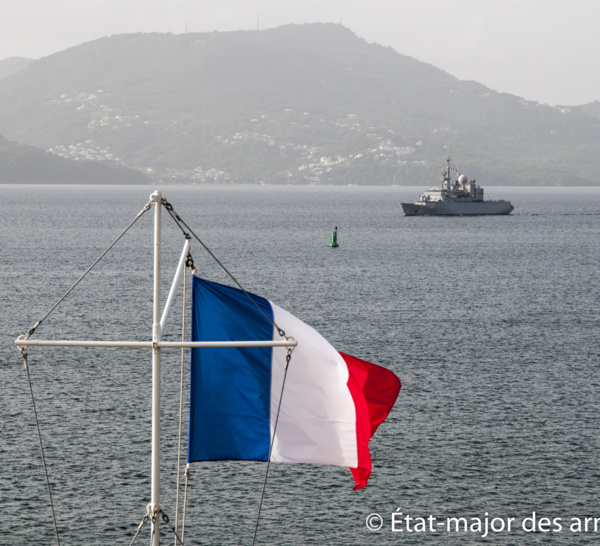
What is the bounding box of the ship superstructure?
[400,157,513,216]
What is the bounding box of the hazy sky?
[1,0,599,106]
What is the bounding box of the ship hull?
[401,201,514,216]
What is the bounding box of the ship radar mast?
[443,156,452,190]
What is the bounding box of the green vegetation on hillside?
[0,24,599,185]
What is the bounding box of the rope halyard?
[182,465,190,545]
[174,259,189,546]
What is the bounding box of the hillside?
[0,57,32,80]
[0,24,599,185]
[575,101,600,121]
[0,135,148,184]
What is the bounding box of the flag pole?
[151,190,162,545]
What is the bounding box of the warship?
[400,157,514,216]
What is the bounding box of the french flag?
[188,276,401,489]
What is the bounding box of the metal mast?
[150,190,162,545]
[15,191,297,545]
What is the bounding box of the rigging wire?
[19,350,61,546]
[161,200,288,339]
[17,195,298,544]
[251,345,295,546]
[161,511,185,545]
[130,509,185,546]
[16,200,153,545]
[23,200,152,340]
[128,514,150,546]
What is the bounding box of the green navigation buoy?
[329,226,339,248]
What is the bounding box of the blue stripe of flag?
[187,276,274,462]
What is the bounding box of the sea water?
[1,185,600,545]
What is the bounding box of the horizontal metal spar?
[15,338,297,349]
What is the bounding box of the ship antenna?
[444,155,452,189]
